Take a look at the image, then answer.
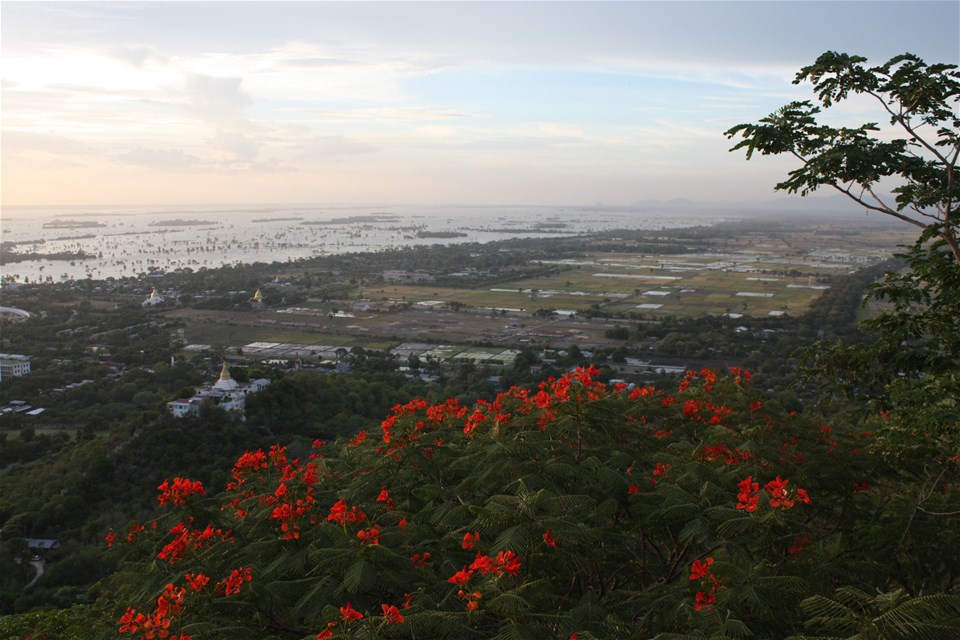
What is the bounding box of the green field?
[366,252,835,318]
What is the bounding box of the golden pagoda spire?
[219,361,232,382]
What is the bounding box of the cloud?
[113,146,200,169]
[208,130,261,162]
[295,136,378,158]
[278,106,482,124]
[2,130,95,156]
[182,73,252,123]
[109,46,169,68]
[278,57,357,68]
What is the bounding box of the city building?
[383,270,435,283]
[250,288,265,310]
[167,362,271,418]
[0,354,32,381]
[0,306,31,322]
[142,288,165,307]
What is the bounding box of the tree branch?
[831,184,928,229]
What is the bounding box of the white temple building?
[142,289,165,307]
[167,362,270,418]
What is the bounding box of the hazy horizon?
[3,1,958,208]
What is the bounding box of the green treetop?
[726,51,960,266]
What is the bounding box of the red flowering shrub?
[102,367,960,639]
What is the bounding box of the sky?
[2,1,958,208]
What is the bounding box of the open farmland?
[366,249,859,319]
[160,220,913,353]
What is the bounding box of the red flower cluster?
[689,557,713,580]
[339,601,363,621]
[736,476,761,512]
[357,525,381,545]
[448,550,522,595]
[157,520,231,563]
[227,450,268,490]
[157,477,205,506]
[458,589,484,611]
[376,487,395,510]
[327,499,367,526]
[228,445,321,539]
[184,572,210,592]
[462,531,480,549]
[217,567,252,596]
[543,529,558,548]
[316,599,404,639]
[411,551,431,568]
[699,443,754,465]
[678,368,719,394]
[119,583,188,639]
[381,603,405,623]
[729,367,752,386]
[765,476,811,509]
[689,557,725,612]
[788,535,812,558]
[737,475,811,511]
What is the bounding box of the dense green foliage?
[17,367,950,640]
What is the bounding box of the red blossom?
[381,603,405,624]
[543,529,558,548]
[458,589,484,611]
[736,476,760,512]
[327,499,366,526]
[340,601,363,621]
[357,525,381,545]
[411,552,431,568]
[789,535,812,557]
[462,531,480,549]
[496,550,522,577]
[217,567,252,596]
[683,399,701,418]
[448,568,474,585]
[470,552,496,575]
[653,463,671,477]
[126,523,147,543]
[184,572,210,592]
[157,477,205,506]
[694,590,715,611]
[765,476,794,508]
[689,557,714,581]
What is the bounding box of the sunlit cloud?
[2,1,956,206]
[182,73,253,123]
[2,130,96,156]
[294,135,379,158]
[208,129,261,163]
[113,146,201,169]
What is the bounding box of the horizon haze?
[2,1,958,209]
